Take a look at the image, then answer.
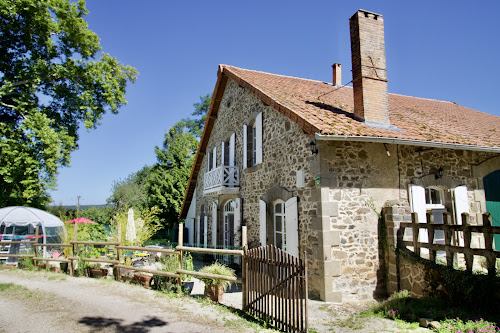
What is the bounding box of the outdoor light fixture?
[435,167,444,180]
[309,141,318,155]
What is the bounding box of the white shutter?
[221,141,225,167]
[285,197,299,257]
[255,112,263,165]
[234,198,242,265]
[203,216,208,247]
[212,146,217,169]
[186,218,194,245]
[243,125,247,169]
[229,133,235,167]
[409,184,428,244]
[196,216,200,245]
[212,202,218,247]
[234,198,242,246]
[453,185,468,225]
[409,184,427,223]
[259,200,267,246]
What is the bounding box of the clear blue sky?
[48,0,500,206]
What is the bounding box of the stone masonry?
[192,76,499,303]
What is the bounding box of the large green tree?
[183,93,211,138]
[107,166,150,213]
[0,0,138,207]
[145,122,198,227]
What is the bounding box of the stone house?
[178,9,500,303]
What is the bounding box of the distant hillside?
[49,204,112,210]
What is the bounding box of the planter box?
[121,275,133,283]
[204,284,223,302]
[90,268,106,278]
[37,263,47,270]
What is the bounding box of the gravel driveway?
[0,269,429,332]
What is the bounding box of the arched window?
[425,186,445,209]
[273,200,286,251]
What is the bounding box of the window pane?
[275,233,282,249]
[275,203,282,214]
[425,189,431,204]
[430,189,441,205]
[275,216,282,231]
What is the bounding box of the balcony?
[203,165,240,195]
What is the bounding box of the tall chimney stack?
[332,63,341,86]
[350,10,390,127]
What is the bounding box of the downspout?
[315,134,500,153]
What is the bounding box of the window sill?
[244,163,262,173]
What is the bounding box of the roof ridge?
[221,65,335,86]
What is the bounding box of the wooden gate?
[244,245,308,333]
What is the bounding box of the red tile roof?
[223,65,500,147]
[179,65,500,219]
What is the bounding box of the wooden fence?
[1,222,309,332]
[244,245,308,333]
[399,212,500,276]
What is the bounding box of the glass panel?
[275,203,282,214]
[431,189,441,205]
[275,233,282,249]
[425,189,431,204]
[275,216,282,231]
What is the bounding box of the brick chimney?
[332,63,341,86]
[350,10,390,127]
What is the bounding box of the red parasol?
[65,217,95,224]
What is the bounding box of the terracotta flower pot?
[204,284,224,302]
[90,268,104,278]
[134,274,152,288]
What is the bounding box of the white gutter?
[315,134,500,153]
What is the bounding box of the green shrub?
[436,318,500,333]
[198,262,235,291]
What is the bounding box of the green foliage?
[112,207,163,246]
[108,166,150,213]
[370,290,500,329]
[436,318,500,333]
[151,253,194,292]
[0,0,138,207]
[198,262,236,291]
[183,94,211,138]
[145,122,198,227]
[79,206,114,225]
[18,256,36,270]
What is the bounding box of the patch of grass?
[334,314,366,330]
[369,290,500,332]
[0,283,18,292]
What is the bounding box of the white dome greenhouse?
[0,206,65,262]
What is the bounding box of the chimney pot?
[332,63,341,86]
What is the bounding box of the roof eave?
[315,134,500,153]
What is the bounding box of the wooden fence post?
[443,212,453,268]
[426,212,436,263]
[178,223,183,292]
[71,223,78,275]
[482,213,496,277]
[34,226,39,259]
[241,225,247,311]
[462,213,473,272]
[115,220,122,280]
[411,212,420,256]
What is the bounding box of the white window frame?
[425,186,445,210]
[273,200,286,251]
[223,200,236,248]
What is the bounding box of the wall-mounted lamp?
[435,167,444,180]
[309,141,318,155]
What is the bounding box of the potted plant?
[121,270,134,283]
[134,272,153,287]
[198,262,236,302]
